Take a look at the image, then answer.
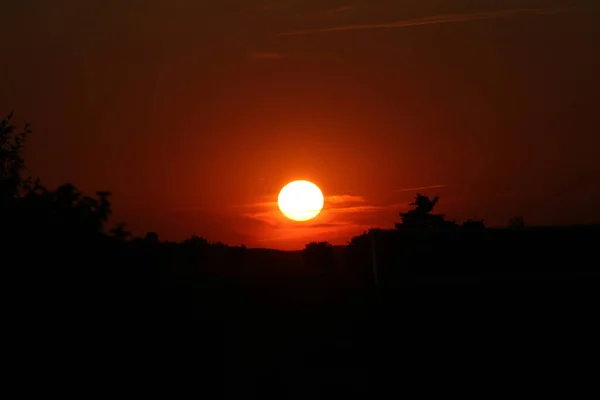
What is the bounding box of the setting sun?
[278,180,324,222]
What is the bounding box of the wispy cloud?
[232,194,365,210]
[326,194,365,204]
[278,7,572,36]
[239,198,405,226]
[330,5,354,13]
[222,192,415,247]
[249,51,287,60]
[394,185,447,192]
[326,204,389,214]
[163,193,412,248]
[316,5,355,20]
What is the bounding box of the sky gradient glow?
[1,0,599,249]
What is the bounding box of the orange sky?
[1,0,599,249]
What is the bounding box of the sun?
[278,180,324,222]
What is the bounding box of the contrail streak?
[278,7,571,36]
[394,185,447,192]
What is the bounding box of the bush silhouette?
[508,216,525,229]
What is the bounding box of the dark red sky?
[1,0,599,249]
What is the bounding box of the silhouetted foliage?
[183,233,209,248]
[0,112,32,206]
[396,193,457,230]
[508,216,526,229]
[0,113,29,170]
[144,231,159,242]
[303,241,334,271]
[110,222,132,241]
[462,219,486,230]
[346,232,373,282]
[1,114,112,240]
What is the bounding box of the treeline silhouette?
[2,113,598,397]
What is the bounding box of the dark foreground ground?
[222,276,599,398]
[5,229,600,398]
[12,273,597,398]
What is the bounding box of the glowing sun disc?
[278,180,324,222]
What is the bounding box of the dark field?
[5,224,599,397]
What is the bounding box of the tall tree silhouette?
[1,113,113,238]
[396,193,455,230]
[0,113,31,206]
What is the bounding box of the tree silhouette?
[183,234,209,248]
[462,219,486,230]
[1,114,114,239]
[0,112,32,206]
[410,193,439,214]
[396,193,456,230]
[110,222,132,241]
[346,232,370,272]
[144,231,159,243]
[303,241,335,273]
[508,216,525,229]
